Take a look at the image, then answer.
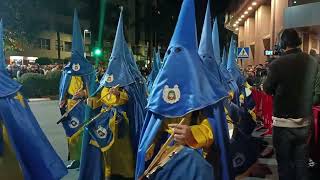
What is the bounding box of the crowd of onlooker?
[243,48,320,90]
[243,63,268,89]
[6,63,64,79]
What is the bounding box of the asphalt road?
[29,100,79,180]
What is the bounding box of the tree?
[0,0,48,52]
[0,0,88,52]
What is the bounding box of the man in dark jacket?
[263,29,318,180]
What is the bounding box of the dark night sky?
[75,0,237,49]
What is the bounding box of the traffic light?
[92,47,102,57]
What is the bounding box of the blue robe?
[0,72,67,180]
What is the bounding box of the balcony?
[288,0,320,7]
[225,0,270,32]
[284,1,320,30]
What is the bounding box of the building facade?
[226,0,320,66]
[6,13,91,64]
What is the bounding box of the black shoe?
[67,160,80,169]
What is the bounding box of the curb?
[28,98,52,102]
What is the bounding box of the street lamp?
[83,29,91,57]
[92,47,103,57]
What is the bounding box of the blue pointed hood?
[151,48,161,75]
[212,18,221,65]
[59,9,95,101]
[199,0,225,84]
[221,47,228,68]
[156,48,162,69]
[0,20,6,72]
[198,0,213,60]
[147,0,227,117]
[64,9,94,76]
[72,9,84,56]
[219,46,239,94]
[147,48,162,93]
[97,7,135,91]
[168,0,198,50]
[227,36,245,88]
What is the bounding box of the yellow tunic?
[165,113,213,149]
[100,87,135,178]
[66,76,84,161]
[146,112,214,161]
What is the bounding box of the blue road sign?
[237,47,250,59]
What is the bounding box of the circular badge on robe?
[105,74,114,83]
[95,125,108,139]
[163,85,181,104]
[72,63,81,72]
[69,117,80,129]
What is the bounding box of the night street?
[29,100,79,180]
[0,0,316,179]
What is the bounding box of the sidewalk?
[238,129,278,180]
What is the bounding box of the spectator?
[263,29,318,180]
[310,49,320,64]
[17,65,27,78]
[96,65,105,81]
[6,62,63,78]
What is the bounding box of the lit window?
[85,44,90,53]
[64,42,72,52]
[38,38,51,50]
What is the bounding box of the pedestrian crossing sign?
[237,47,250,59]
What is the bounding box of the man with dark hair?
[264,28,318,180]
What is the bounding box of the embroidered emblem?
[72,63,81,72]
[163,85,181,104]
[69,117,80,129]
[105,74,114,83]
[232,153,246,168]
[95,125,108,139]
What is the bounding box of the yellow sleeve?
[248,109,257,122]
[68,76,84,95]
[100,87,129,106]
[189,118,214,149]
[87,96,103,109]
